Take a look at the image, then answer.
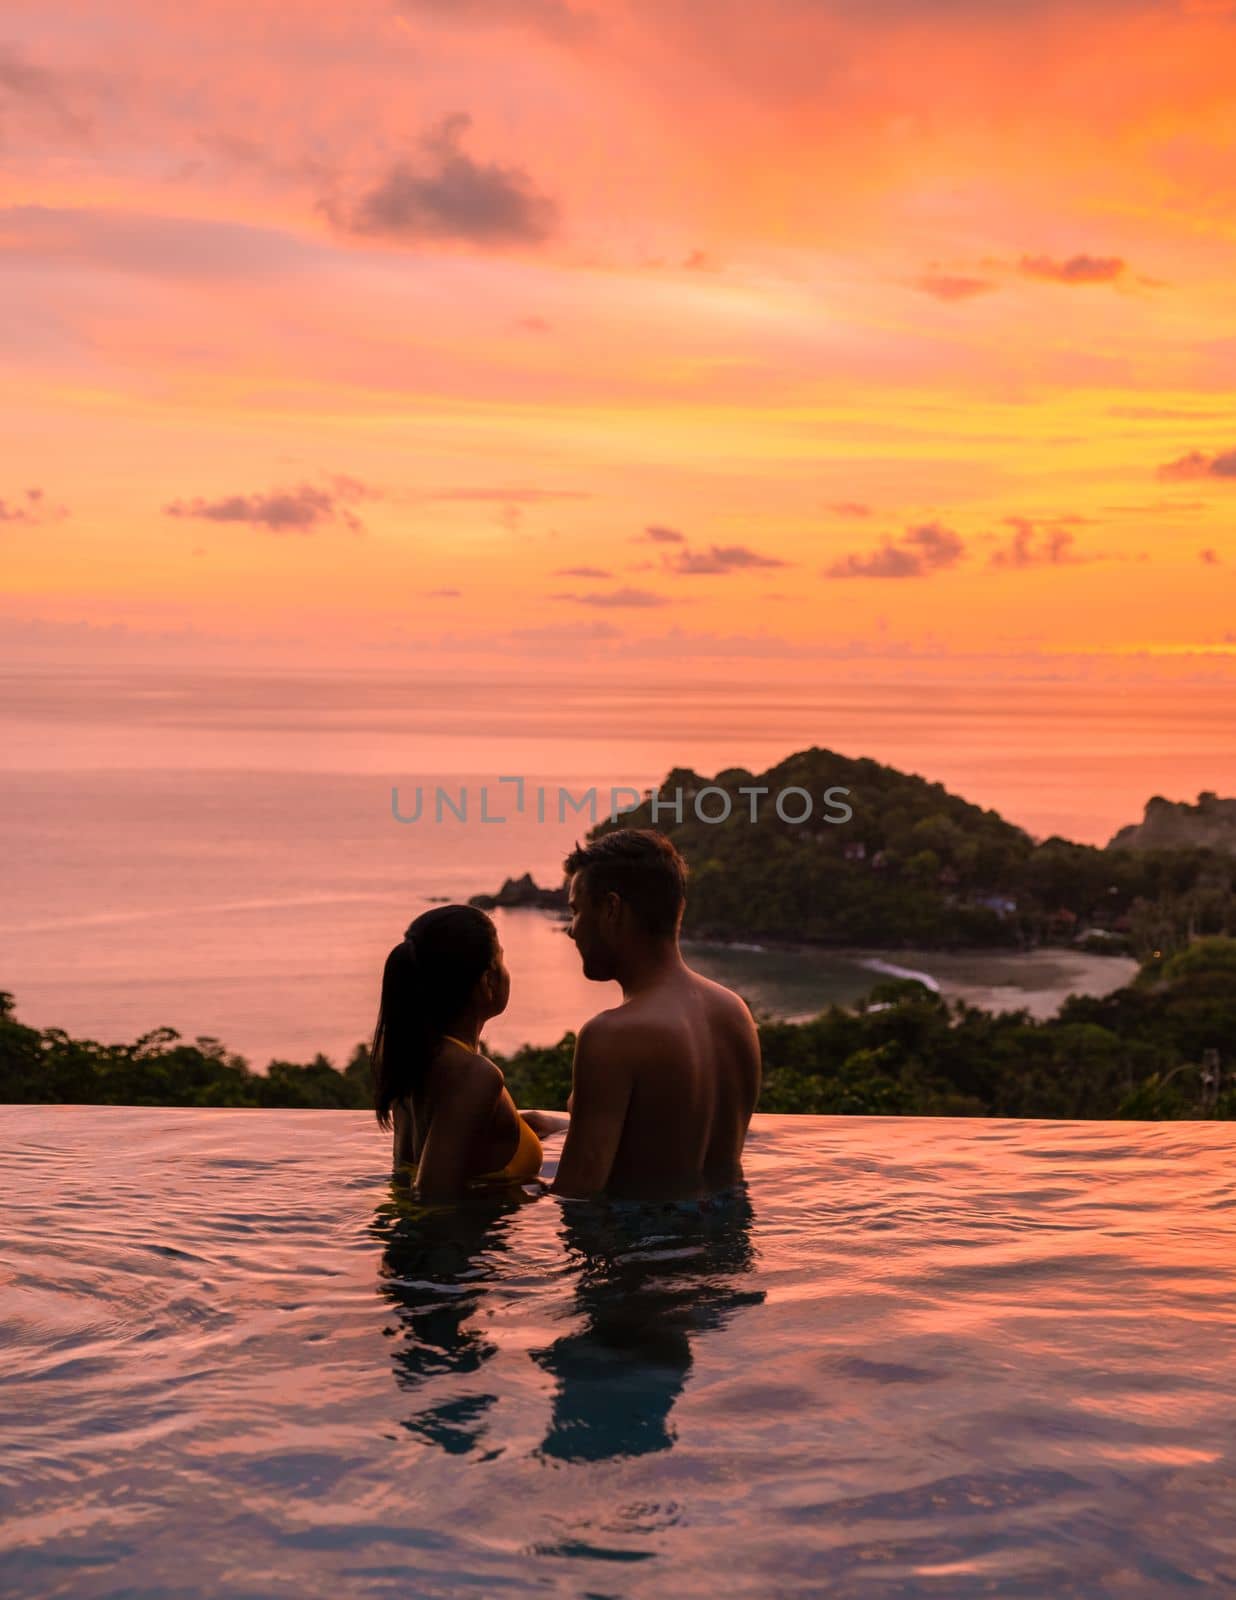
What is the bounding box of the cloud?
[827,501,872,518]
[0,45,54,98]
[501,621,1018,663]
[323,113,557,246]
[0,44,93,144]
[1108,407,1230,421]
[915,273,998,302]
[424,587,462,596]
[554,565,612,577]
[1102,499,1206,512]
[808,0,1155,14]
[551,585,672,607]
[0,486,69,526]
[631,526,788,574]
[1157,447,1236,481]
[669,543,788,574]
[987,518,1087,568]
[0,205,328,280]
[980,516,1130,568]
[1200,548,1221,565]
[416,486,588,503]
[1018,253,1126,285]
[824,521,965,579]
[509,620,623,644]
[163,475,376,534]
[393,0,597,42]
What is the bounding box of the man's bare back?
[549,830,763,1202]
[551,965,761,1202]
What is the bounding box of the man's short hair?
[564,828,688,939]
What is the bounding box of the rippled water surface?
[3,1108,1235,1598]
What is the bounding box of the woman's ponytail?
[371,905,498,1128]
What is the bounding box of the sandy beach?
[851,946,1140,1022]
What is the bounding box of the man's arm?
[549,1019,633,1198]
[520,1109,570,1137]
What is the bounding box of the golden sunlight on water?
[2,1107,1234,1597]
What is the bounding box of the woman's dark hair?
[563,827,688,938]
[371,904,499,1129]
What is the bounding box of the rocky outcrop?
[1108,792,1236,853]
[468,872,568,911]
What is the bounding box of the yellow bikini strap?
[441,1033,478,1053]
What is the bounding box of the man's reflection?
[530,1186,764,1462]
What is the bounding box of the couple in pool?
[372,828,763,1203]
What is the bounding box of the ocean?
[2,665,1231,1065]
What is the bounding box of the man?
[550,827,762,1201]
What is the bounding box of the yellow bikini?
[474,1111,543,1184]
[430,1034,543,1186]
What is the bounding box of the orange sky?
[3,0,1235,677]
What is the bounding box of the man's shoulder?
[569,1011,638,1108]
[575,1007,668,1073]
[690,970,758,1029]
[576,974,758,1067]
[576,1007,637,1054]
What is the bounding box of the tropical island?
[472,748,1236,963]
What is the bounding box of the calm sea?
[2,666,1232,1065]
[3,1107,1233,1597]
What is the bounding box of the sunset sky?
[3,0,1235,678]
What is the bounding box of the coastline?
[482,884,1139,1023]
[848,945,1138,1022]
[681,933,1139,1022]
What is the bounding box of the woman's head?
[371,904,509,1129]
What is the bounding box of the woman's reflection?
[369,1185,532,1456]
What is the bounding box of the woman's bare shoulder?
[434,1037,501,1073]
[438,1041,504,1095]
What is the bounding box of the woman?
[372,904,569,1200]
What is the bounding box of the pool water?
[2,1108,1234,1597]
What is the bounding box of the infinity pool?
[3,1108,1234,1597]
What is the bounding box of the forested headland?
[474,748,1236,961]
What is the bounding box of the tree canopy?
[4,937,1232,1120]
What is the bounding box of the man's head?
[563,828,688,981]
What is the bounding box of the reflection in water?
[368,1183,764,1466]
[369,1184,534,1457]
[531,1187,765,1463]
[11,1112,1234,1597]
